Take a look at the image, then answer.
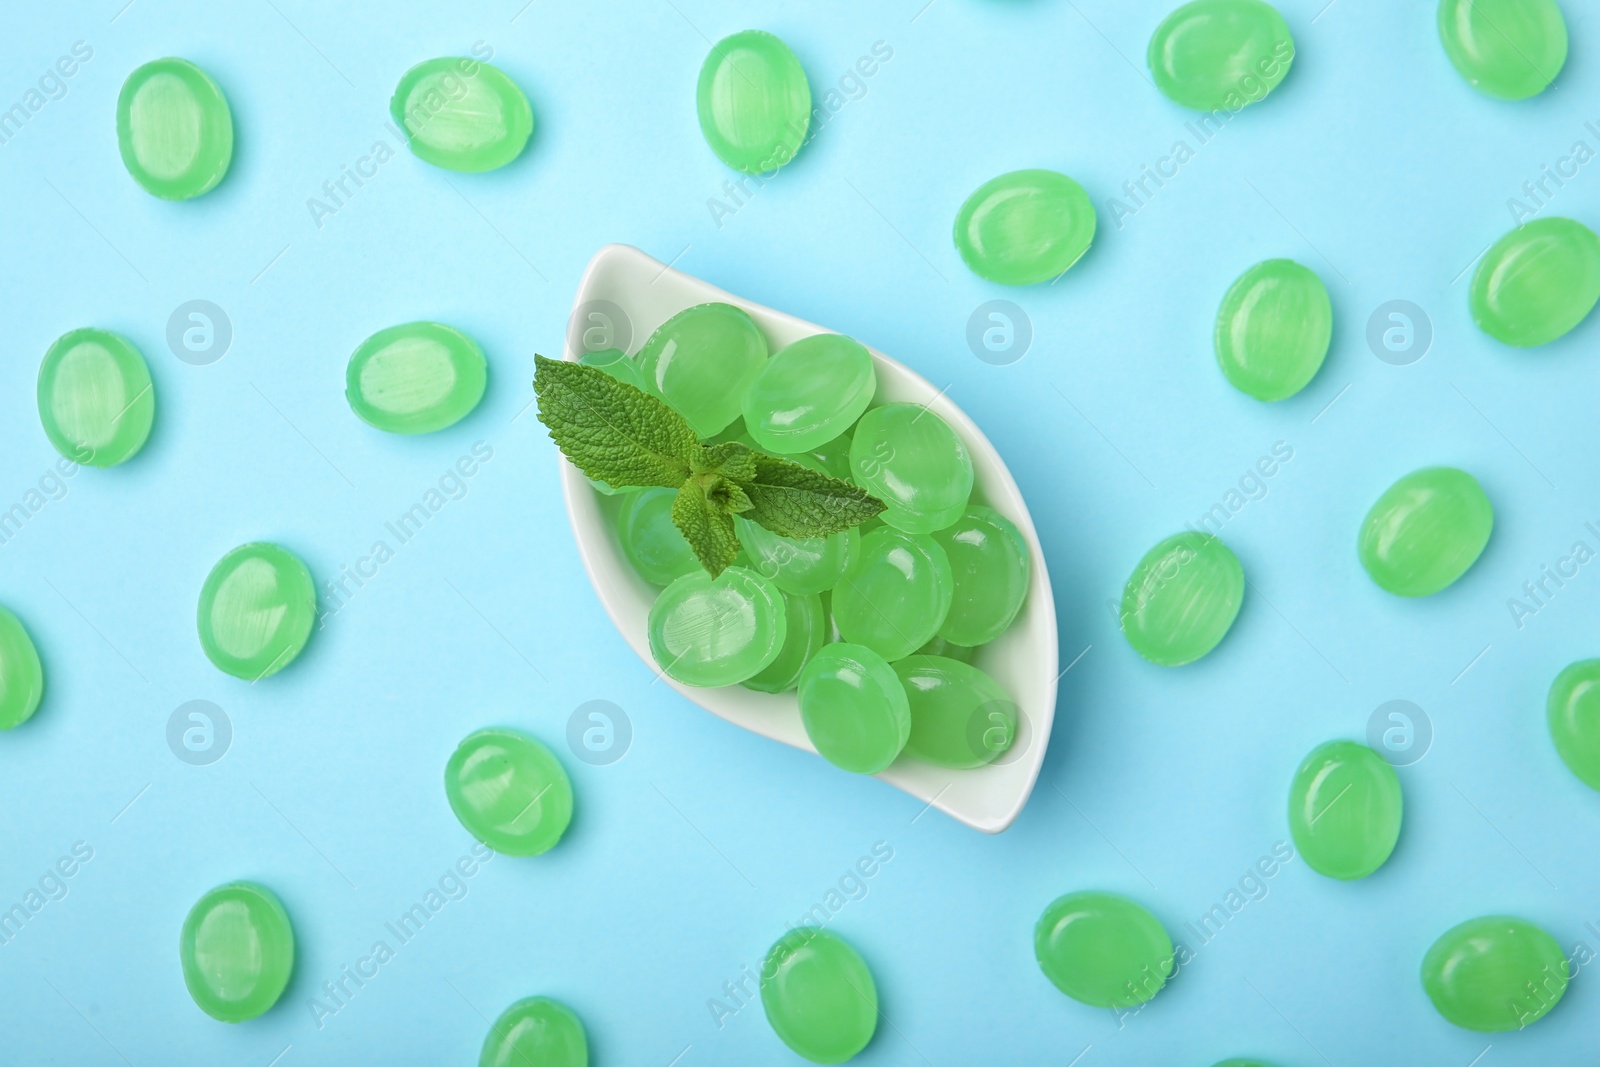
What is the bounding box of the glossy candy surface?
[830,529,953,661]
[1148,0,1295,111]
[743,334,876,454]
[849,404,973,534]
[744,591,827,694]
[117,58,233,199]
[346,322,487,434]
[1438,0,1567,100]
[179,882,294,1022]
[480,996,588,1067]
[390,57,533,172]
[932,506,1030,646]
[1421,916,1568,1031]
[1119,532,1243,666]
[1358,467,1493,597]
[638,303,768,437]
[894,655,1016,768]
[1288,740,1402,880]
[1470,217,1600,347]
[445,728,573,856]
[197,543,317,680]
[648,567,787,686]
[1214,258,1332,401]
[1035,891,1173,1008]
[696,31,811,174]
[953,170,1096,286]
[915,634,976,664]
[1547,660,1600,790]
[736,518,858,596]
[760,927,878,1063]
[0,607,44,731]
[38,329,155,468]
[617,488,700,585]
[798,643,910,774]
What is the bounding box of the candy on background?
[478,995,589,1067]
[797,642,911,775]
[389,54,533,173]
[443,727,574,857]
[1356,466,1494,598]
[1286,739,1403,881]
[1213,257,1332,402]
[952,169,1098,286]
[37,328,157,468]
[696,30,812,175]
[1468,216,1600,347]
[1118,531,1245,666]
[6,0,1600,1062]
[646,566,788,686]
[1437,0,1568,101]
[115,57,233,199]
[344,321,488,435]
[195,542,318,681]
[178,881,295,1023]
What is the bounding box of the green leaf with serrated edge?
[741,453,886,538]
[695,441,757,483]
[533,355,703,490]
[672,479,741,578]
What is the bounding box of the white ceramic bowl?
[559,244,1059,832]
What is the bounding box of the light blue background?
[2,0,1599,1063]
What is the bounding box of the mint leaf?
[534,355,702,490]
[742,454,886,538]
[672,478,741,577]
[695,441,757,483]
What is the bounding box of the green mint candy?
[1120,532,1243,666]
[744,591,827,694]
[895,655,1016,768]
[849,404,972,534]
[1214,259,1332,401]
[346,322,487,434]
[648,567,786,687]
[932,505,1030,646]
[1422,916,1569,1031]
[445,728,573,857]
[638,303,768,438]
[0,606,44,731]
[743,333,876,454]
[697,30,811,174]
[1358,467,1492,597]
[1547,659,1600,790]
[1035,891,1173,1008]
[915,634,976,663]
[38,328,155,468]
[797,643,910,774]
[1438,0,1567,100]
[480,997,588,1067]
[578,350,647,494]
[391,57,533,172]
[953,169,1096,286]
[1470,217,1600,348]
[760,927,878,1063]
[117,58,233,200]
[831,528,952,661]
[1148,0,1295,111]
[618,488,700,586]
[197,543,317,680]
[804,430,855,481]
[179,882,295,1022]
[735,517,858,596]
[1288,740,1402,880]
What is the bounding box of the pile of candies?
[4,0,1598,1060]
[590,301,1034,779]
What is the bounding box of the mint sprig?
[534,355,885,578]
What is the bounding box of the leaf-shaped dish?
[559,244,1059,832]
